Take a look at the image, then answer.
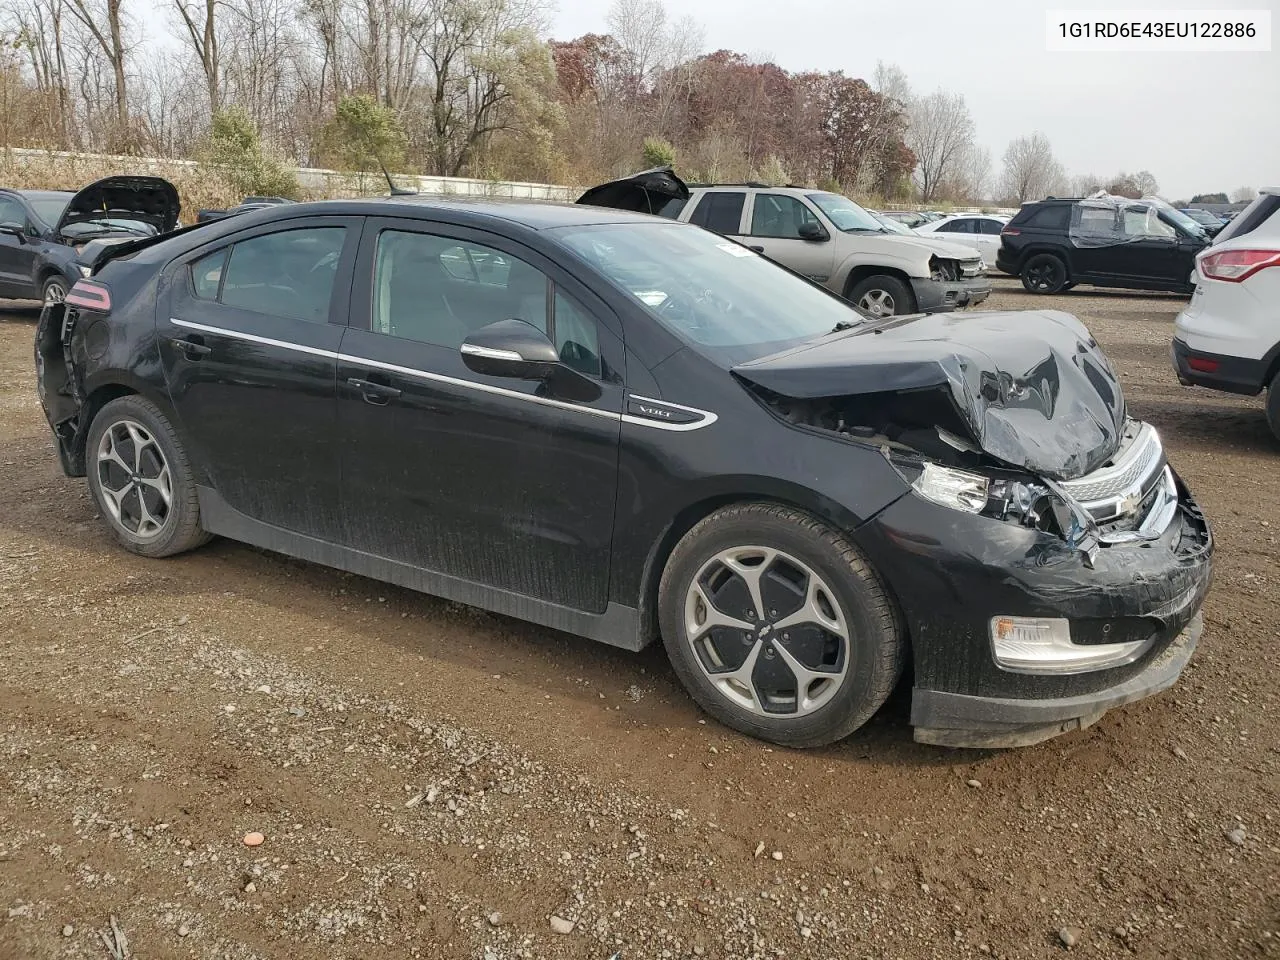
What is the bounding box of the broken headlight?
[892,457,1063,534]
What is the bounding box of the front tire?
[658,503,905,748]
[86,395,211,558]
[1020,253,1068,294]
[42,275,68,305]
[847,275,915,318]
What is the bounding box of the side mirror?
[798,221,828,242]
[0,223,28,243]
[460,318,560,380]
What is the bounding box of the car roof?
[6,189,74,200]
[273,196,674,230]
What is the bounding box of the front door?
[158,217,360,540]
[1108,205,1182,284]
[744,192,836,283]
[0,195,39,299]
[335,217,624,613]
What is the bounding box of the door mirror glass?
[461,318,560,380]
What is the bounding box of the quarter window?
[195,227,347,322]
[750,194,823,239]
[689,192,746,235]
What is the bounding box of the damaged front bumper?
[854,463,1213,749]
[910,276,992,312]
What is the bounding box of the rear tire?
[1020,253,1069,294]
[86,395,211,558]
[658,503,905,748]
[1267,372,1280,444]
[847,275,915,318]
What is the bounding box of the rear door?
[744,192,835,282]
[334,217,625,613]
[158,216,360,540]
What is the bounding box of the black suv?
[996,197,1210,295]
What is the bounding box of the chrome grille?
[1058,423,1166,522]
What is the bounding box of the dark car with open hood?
[0,175,180,305]
[34,197,1212,749]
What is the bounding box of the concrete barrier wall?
[4,147,578,201]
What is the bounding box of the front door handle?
[748,245,765,252]
[348,377,402,405]
[169,336,211,360]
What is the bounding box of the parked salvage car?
[996,193,1210,295]
[914,213,1008,263]
[0,176,180,304]
[196,196,296,224]
[1180,207,1227,237]
[579,168,990,318]
[1172,187,1280,440]
[35,197,1212,749]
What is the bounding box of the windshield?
[29,197,70,226]
[872,213,912,234]
[806,193,885,233]
[556,222,862,355]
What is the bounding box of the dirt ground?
[0,279,1276,960]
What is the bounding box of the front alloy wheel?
[685,546,849,717]
[659,503,905,747]
[96,419,173,540]
[857,288,897,318]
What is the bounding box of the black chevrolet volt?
[34,198,1212,749]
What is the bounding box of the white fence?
[2,147,578,201]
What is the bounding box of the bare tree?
[955,143,991,202]
[64,0,130,138]
[906,90,973,202]
[171,0,222,112]
[1000,132,1065,203]
[1230,186,1257,203]
[7,0,73,144]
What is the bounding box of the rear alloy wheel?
[86,395,211,557]
[1021,253,1068,294]
[1267,372,1280,443]
[42,276,68,306]
[847,275,915,319]
[659,503,905,747]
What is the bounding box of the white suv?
[1172,187,1280,440]
[578,169,991,318]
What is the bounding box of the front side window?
[197,227,347,322]
[750,194,822,239]
[688,192,745,235]
[373,231,549,348]
[557,222,860,357]
[0,196,27,229]
[941,218,974,234]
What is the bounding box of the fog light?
[990,616,1151,675]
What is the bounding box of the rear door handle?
[169,336,211,360]
[348,377,402,405]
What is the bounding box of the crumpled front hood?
[55,176,180,236]
[732,309,1126,480]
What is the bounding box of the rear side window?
[1222,195,1280,240]
[689,192,745,235]
[976,219,1004,235]
[193,227,347,323]
[1015,205,1071,230]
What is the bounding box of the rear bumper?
[910,276,992,313]
[1171,336,1268,396]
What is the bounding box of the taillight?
[1000,227,1020,236]
[64,280,112,312]
[1199,249,1280,283]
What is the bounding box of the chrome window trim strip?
[169,318,719,432]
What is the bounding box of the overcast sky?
[550,0,1278,200]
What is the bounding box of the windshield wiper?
[831,318,861,332]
